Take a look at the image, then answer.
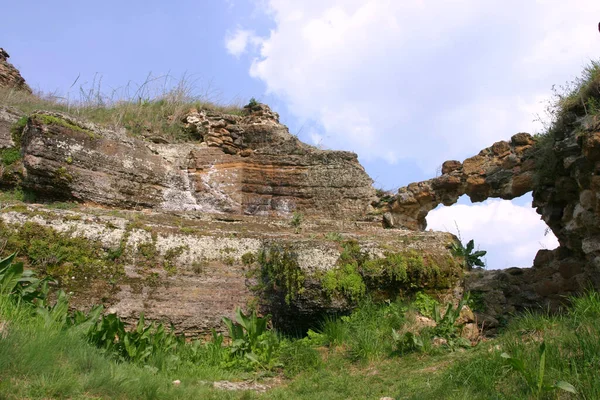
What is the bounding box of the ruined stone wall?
[382,114,600,327]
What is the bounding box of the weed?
[413,292,439,318]
[0,147,21,166]
[449,239,486,270]
[241,251,256,266]
[290,211,304,233]
[501,342,577,399]
[222,307,281,370]
[324,232,344,242]
[0,75,243,144]
[255,243,305,304]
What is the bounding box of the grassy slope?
[2,291,599,399]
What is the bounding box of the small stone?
[441,160,462,174]
[511,132,533,146]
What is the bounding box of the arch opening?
[426,193,558,270]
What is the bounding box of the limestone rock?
[17,107,375,218]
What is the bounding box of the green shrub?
[450,239,486,269]
[413,292,439,318]
[222,307,281,370]
[0,147,21,166]
[256,243,305,304]
[0,252,50,305]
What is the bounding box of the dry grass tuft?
[0,73,245,142]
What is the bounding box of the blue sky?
[2,0,600,269]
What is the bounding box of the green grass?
[0,76,245,143]
[2,261,600,399]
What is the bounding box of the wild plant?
[501,341,577,399]
[222,307,281,370]
[0,252,50,304]
[450,239,486,269]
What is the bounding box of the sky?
[2,0,600,269]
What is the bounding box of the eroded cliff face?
[0,106,375,218]
[7,108,373,218]
[0,54,461,335]
[0,204,460,335]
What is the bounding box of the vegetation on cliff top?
[533,60,600,186]
[0,74,245,142]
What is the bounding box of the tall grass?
[0,73,245,143]
[0,295,245,400]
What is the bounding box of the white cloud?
[225,28,261,57]
[227,0,596,269]
[426,197,559,269]
[228,0,600,170]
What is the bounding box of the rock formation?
[5,47,600,336]
[382,133,536,230]
[379,100,600,325]
[0,106,374,218]
[0,48,31,93]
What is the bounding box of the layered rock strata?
[3,106,374,218]
[0,205,459,335]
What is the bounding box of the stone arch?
[384,133,536,230]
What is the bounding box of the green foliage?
[32,113,93,135]
[413,292,439,318]
[256,243,305,304]
[0,252,50,304]
[2,263,600,399]
[532,131,559,186]
[392,330,423,353]
[241,251,256,266]
[318,315,350,347]
[532,60,600,187]
[322,263,366,302]
[278,339,323,378]
[86,312,183,364]
[0,221,124,289]
[290,211,304,233]
[450,239,486,269]
[222,307,281,370]
[324,232,344,242]
[427,296,471,351]
[321,240,462,303]
[10,116,28,146]
[0,147,21,166]
[317,298,407,361]
[501,342,577,399]
[247,97,259,109]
